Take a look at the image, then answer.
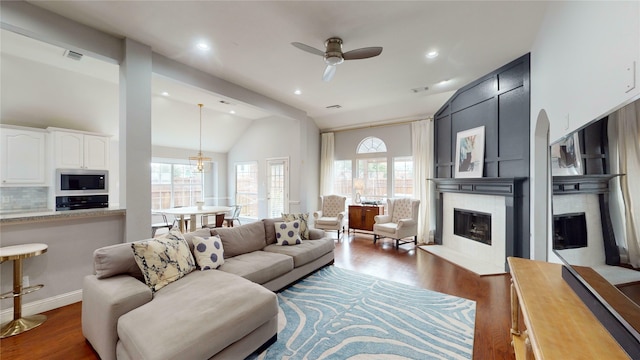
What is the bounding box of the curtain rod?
[321,117,433,134]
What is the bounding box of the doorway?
[267,158,289,217]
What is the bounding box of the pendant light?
[189,103,211,172]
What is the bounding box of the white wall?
[531,1,640,142]
[227,115,320,218]
[334,123,411,160]
[530,1,640,262]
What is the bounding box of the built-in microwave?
[56,169,108,195]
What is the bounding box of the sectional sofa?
[82,217,335,360]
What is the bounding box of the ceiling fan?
[291,37,383,82]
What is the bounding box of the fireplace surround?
[432,177,526,271]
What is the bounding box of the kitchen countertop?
[0,207,126,225]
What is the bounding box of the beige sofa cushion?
[94,242,144,280]
[262,217,283,245]
[214,221,266,258]
[218,251,293,284]
[117,270,278,360]
[263,238,335,267]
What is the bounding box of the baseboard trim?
[1,290,82,323]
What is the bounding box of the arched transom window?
[357,136,387,154]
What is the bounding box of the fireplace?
[454,208,491,245]
[553,212,587,250]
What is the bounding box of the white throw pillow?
[192,235,225,270]
[275,220,303,246]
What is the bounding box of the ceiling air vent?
[326,104,342,109]
[411,86,429,93]
[63,50,83,61]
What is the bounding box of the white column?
[120,38,152,242]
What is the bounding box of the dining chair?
[224,205,242,227]
[151,213,172,237]
[171,206,189,230]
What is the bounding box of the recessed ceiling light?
[294,89,302,95]
[426,50,439,59]
[161,91,170,96]
[439,79,450,84]
[229,110,236,114]
[196,42,210,51]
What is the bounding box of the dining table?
[160,206,232,232]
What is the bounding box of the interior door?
[267,158,289,218]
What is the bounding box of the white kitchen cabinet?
[0,126,47,185]
[51,129,110,170]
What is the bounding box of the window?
[151,163,203,210]
[333,160,352,201]
[357,136,387,154]
[356,158,387,202]
[235,162,258,218]
[393,157,413,198]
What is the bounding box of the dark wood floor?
[0,233,515,360]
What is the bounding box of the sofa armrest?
[313,210,323,219]
[374,214,392,224]
[308,228,326,240]
[82,274,153,360]
[396,219,417,230]
[336,211,345,221]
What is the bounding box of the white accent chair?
[313,195,347,239]
[373,198,420,249]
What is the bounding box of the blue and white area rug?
[252,266,476,359]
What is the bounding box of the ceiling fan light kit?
[292,37,383,82]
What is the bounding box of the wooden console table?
[348,205,383,233]
[508,257,630,359]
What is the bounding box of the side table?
[0,243,48,338]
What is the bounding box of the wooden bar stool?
[0,243,48,338]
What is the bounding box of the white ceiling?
[1,1,549,153]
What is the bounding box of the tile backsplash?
[0,187,49,211]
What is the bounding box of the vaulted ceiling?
[1,1,549,153]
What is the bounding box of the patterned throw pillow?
[192,235,225,270]
[131,230,196,292]
[275,221,302,246]
[282,213,310,240]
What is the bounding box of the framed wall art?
[454,126,485,178]
[551,132,582,176]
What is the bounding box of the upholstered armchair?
[373,198,420,248]
[313,195,347,239]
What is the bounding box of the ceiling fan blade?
[291,42,325,56]
[343,46,383,60]
[323,65,336,82]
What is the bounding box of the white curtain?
[320,132,335,196]
[615,101,640,267]
[412,119,435,244]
